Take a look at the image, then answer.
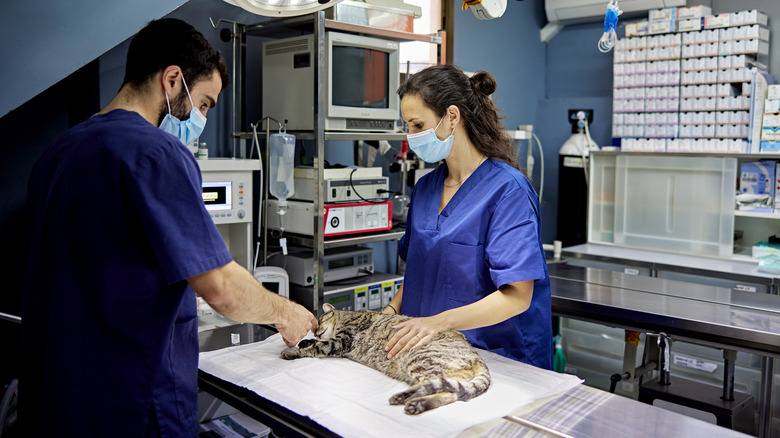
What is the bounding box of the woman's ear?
[446,104,461,128]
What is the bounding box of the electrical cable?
[581,118,599,186]
[251,122,265,272]
[531,132,545,205]
[347,167,390,204]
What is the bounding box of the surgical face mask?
[159,75,206,146]
[406,115,455,163]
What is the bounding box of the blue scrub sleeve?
[485,187,546,288]
[398,185,418,262]
[127,144,232,284]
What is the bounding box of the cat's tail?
[394,359,491,403]
[449,359,491,401]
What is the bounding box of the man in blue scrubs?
[21,19,317,437]
[383,65,553,370]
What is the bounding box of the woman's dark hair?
[397,64,522,172]
[122,18,229,91]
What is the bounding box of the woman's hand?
[385,315,449,359]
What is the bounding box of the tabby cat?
[280,303,491,415]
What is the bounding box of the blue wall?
[0,0,186,118]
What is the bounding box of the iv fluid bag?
[269,131,296,201]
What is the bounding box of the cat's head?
[313,303,339,340]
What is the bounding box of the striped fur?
[281,303,491,414]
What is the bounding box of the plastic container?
[612,155,736,257]
[268,130,296,204]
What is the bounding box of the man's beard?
[157,91,191,126]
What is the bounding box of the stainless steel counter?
[548,263,780,358]
[548,263,780,438]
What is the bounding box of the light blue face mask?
[406,115,455,163]
[159,75,206,146]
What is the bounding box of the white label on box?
[677,5,712,20]
[763,115,780,127]
[768,85,780,101]
[625,22,638,37]
[678,18,703,32]
[705,14,730,29]
[649,8,675,22]
[762,127,780,141]
[673,354,718,372]
[649,20,674,34]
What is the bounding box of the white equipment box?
[268,246,374,286]
[291,167,389,203]
[267,199,392,237]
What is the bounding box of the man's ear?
[160,66,182,95]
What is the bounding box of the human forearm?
[435,281,533,331]
[189,261,318,345]
[191,261,285,323]
[385,280,533,358]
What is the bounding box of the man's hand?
[277,301,319,347]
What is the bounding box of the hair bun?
[470,71,497,96]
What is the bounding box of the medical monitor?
[262,31,400,132]
[202,181,232,211]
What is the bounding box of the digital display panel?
[262,282,280,294]
[202,181,232,211]
[332,46,389,109]
[328,294,351,305]
[328,257,355,270]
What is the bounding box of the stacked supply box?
[760,84,780,152]
[738,160,774,212]
[612,8,770,153]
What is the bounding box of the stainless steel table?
[547,263,780,437]
[199,368,752,438]
[463,385,752,438]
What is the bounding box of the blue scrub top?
[22,109,233,437]
[399,158,553,369]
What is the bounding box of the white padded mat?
[199,334,582,438]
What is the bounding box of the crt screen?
[332,46,389,109]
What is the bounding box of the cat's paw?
[404,399,427,415]
[388,390,412,405]
[280,349,300,360]
[298,339,316,348]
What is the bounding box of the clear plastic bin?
[589,154,737,257]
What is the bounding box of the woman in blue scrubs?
[383,65,552,370]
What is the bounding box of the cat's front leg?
[280,337,345,360]
[280,339,317,360]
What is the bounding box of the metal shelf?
[285,229,405,249]
[225,11,441,315]
[592,150,780,160]
[243,15,442,44]
[233,131,408,142]
[734,210,780,219]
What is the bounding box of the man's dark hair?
[122,18,229,91]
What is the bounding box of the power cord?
[348,167,390,204]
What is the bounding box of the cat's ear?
[323,303,335,313]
